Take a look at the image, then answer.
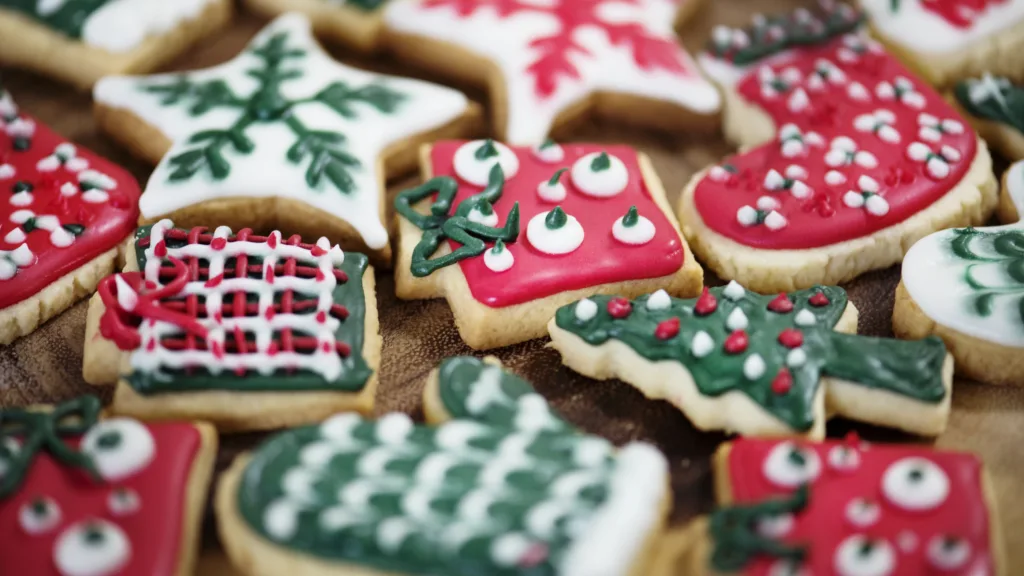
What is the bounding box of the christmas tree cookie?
[81,219,381,431]
[678,437,1003,575]
[681,2,997,293]
[244,0,392,53]
[860,0,1024,87]
[953,74,1024,160]
[0,395,218,576]
[216,356,670,576]
[0,86,140,345]
[895,160,1024,386]
[383,0,721,145]
[0,0,232,89]
[394,139,703,350]
[93,13,480,264]
[548,283,952,439]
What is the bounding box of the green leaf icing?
[394,165,520,277]
[954,74,1024,135]
[554,286,947,431]
[708,486,809,571]
[545,206,568,229]
[139,28,404,193]
[236,356,666,575]
[0,0,109,39]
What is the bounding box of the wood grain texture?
[1,2,1022,574]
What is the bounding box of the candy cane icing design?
[693,4,979,251]
[860,0,1024,55]
[383,0,721,145]
[708,437,997,575]
[93,13,471,252]
[233,356,668,576]
[0,396,206,576]
[96,219,373,395]
[0,87,139,311]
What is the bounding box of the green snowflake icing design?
[0,0,110,38]
[140,28,405,194]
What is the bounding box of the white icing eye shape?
[927,535,972,570]
[526,207,585,255]
[54,520,131,576]
[845,497,880,528]
[484,240,514,273]
[763,441,821,487]
[571,152,628,197]
[881,457,949,511]
[453,139,520,186]
[19,496,61,534]
[612,206,655,246]
[828,444,860,472]
[108,488,141,516]
[81,419,155,482]
[834,535,896,576]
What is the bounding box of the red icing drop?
[771,368,793,394]
[724,329,748,354]
[607,297,632,319]
[917,0,1010,27]
[694,286,718,316]
[210,237,227,251]
[767,293,794,313]
[809,292,830,307]
[778,328,804,348]
[655,317,680,340]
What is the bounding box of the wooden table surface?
[2,1,1023,574]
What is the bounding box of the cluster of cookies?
[0,0,1022,574]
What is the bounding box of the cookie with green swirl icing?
[216,356,670,576]
[548,283,952,439]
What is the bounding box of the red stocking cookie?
[0,87,140,345]
[0,395,217,576]
[680,2,997,293]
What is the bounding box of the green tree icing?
[554,285,947,432]
[236,357,646,575]
[708,486,809,571]
[954,74,1024,134]
[394,165,520,277]
[0,0,110,39]
[140,29,404,193]
[949,226,1024,323]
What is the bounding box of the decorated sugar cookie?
[216,356,670,576]
[0,87,140,345]
[548,282,952,439]
[0,0,232,89]
[680,437,1002,575]
[93,13,480,264]
[0,395,217,576]
[81,219,381,431]
[895,161,1024,386]
[954,73,1024,160]
[860,0,1024,86]
[244,0,392,53]
[394,139,703,350]
[682,3,996,292]
[383,0,721,145]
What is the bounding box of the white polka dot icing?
[743,354,766,380]
[828,445,860,472]
[786,348,807,368]
[484,241,514,273]
[691,331,714,358]
[882,457,949,511]
[646,289,671,311]
[726,308,749,331]
[54,519,131,576]
[763,441,821,487]
[927,535,971,570]
[467,205,499,227]
[571,152,628,197]
[453,140,520,186]
[845,497,880,528]
[19,497,61,534]
[794,309,816,326]
[575,298,597,321]
[526,207,584,255]
[532,140,565,163]
[108,488,141,516]
[833,535,896,576]
[536,169,568,203]
[723,281,746,301]
[612,206,655,245]
[756,513,794,538]
[80,418,155,482]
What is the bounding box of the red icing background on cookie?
[693,35,977,250]
[431,141,685,308]
[0,112,140,310]
[725,438,994,575]
[0,422,201,576]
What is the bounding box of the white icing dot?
[571,152,628,198]
[484,244,514,273]
[788,88,810,113]
[575,298,598,322]
[757,513,795,538]
[737,206,759,226]
[743,354,766,380]
[834,535,896,576]
[828,445,860,472]
[82,190,110,204]
[263,499,300,540]
[50,228,75,248]
[491,532,534,567]
[36,155,60,172]
[61,182,78,197]
[726,308,748,331]
[865,195,889,216]
[612,212,655,245]
[723,281,746,301]
[0,259,15,281]
[794,309,816,326]
[54,519,131,576]
[764,211,787,230]
[756,196,780,211]
[65,157,89,173]
[9,193,32,207]
[763,442,821,487]
[0,164,14,179]
[845,498,880,527]
[55,143,76,158]
[927,536,971,570]
[844,191,866,208]
[786,348,807,368]
[526,210,584,255]
[826,171,847,186]
[898,531,918,553]
[536,179,567,203]
[107,488,141,516]
[4,228,26,244]
[453,140,520,186]
[80,419,155,482]
[467,206,499,227]
[376,413,413,445]
[19,497,61,534]
[532,142,564,163]
[646,290,671,311]
[691,331,714,358]
[882,457,949,511]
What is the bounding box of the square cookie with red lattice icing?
[0,87,140,345]
[0,0,232,89]
[394,139,703,350]
[81,219,381,432]
[0,395,217,576]
[678,2,998,293]
[679,437,1003,576]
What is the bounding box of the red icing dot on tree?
[772,367,793,395]
[724,330,749,354]
[778,328,804,349]
[767,293,794,313]
[607,297,632,319]
[655,317,680,340]
[211,237,227,250]
[694,286,718,316]
[809,292,830,307]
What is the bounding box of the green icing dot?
[548,168,567,186]
[491,239,506,254]
[545,206,568,229]
[30,498,48,515]
[95,430,122,450]
[83,524,105,545]
[622,206,639,227]
[590,152,611,172]
[474,139,500,160]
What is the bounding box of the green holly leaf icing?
[553,285,947,432]
[954,75,1024,135]
[236,356,667,575]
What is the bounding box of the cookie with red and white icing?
[394,139,703,350]
[0,0,232,89]
[689,436,1001,575]
[859,0,1024,86]
[0,87,140,345]
[81,219,381,430]
[382,0,721,145]
[0,395,217,576]
[680,2,997,293]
